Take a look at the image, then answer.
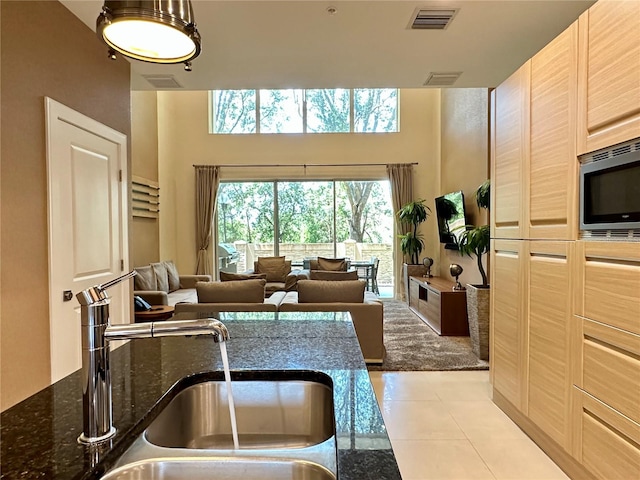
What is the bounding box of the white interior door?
[46,98,129,383]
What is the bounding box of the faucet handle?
[100,270,137,291]
[76,270,137,306]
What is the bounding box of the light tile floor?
[368,371,570,480]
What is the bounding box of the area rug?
[368,299,489,371]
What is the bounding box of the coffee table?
[134,305,175,323]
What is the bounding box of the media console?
[408,276,469,336]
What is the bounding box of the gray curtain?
[386,163,414,300]
[195,165,220,276]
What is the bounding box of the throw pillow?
[317,257,347,271]
[151,262,169,293]
[163,260,180,292]
[134,266,156,291]
[220,271,268,282]
[255,256,289,282]
[297,279,365,303]
[309,270,359,281]
[196,279,266,303]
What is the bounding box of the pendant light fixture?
[97,0,201,70]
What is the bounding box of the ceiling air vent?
[142,75,183,89]
[423,72,462,87]
[410,8,458,30]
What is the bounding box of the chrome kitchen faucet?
[76,270,229,444]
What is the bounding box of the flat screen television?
[435,191,466,250]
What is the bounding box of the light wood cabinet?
[491,2,640,477]
[492,62,530,240]
[527,241,573,450]
[491,240,527,411]
[577,0,640,155]
[529,23,579,240]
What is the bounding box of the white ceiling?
[61,0,595,91]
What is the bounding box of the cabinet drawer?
[575,389,640,480]
[578,242,640,335]
[581,319,640,424]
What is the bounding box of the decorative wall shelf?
[132,175,159,219]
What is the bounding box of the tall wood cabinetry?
[491,4,640,478]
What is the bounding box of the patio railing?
[230,240,394,286]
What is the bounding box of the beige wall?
[131,91,160,267]
[156,89,442,278]
[0,1,130,410]
[439,88,490,285]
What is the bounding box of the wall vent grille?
[410,8,458,30]
[423,72,462,86]
[142,75,183,89]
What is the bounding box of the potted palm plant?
[397,199,431,298]
[457,180,490,360]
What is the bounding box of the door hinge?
[118,169,122,182]
[121,259,124,271]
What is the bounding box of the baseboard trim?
[493,389,597,480]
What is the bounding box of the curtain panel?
[386,163,414,300]
[195,165,220,276]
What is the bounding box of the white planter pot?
[466,284,490,361]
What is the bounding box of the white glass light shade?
[102,20,196,62]
[97,1,201,64]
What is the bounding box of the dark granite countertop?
[0,311,401,480]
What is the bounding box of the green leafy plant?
[397,199,431,264]
[457,181,490,286]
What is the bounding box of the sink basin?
[101,458,336,480]
[145,377,335,449]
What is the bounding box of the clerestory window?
[210,88,399,134]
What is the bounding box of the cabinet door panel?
[492,64,530,239]
[529,24,578,240]
[577,1,640,154]
[491,240,526,410]
[528,242,572,449]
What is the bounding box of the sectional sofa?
[134,261,211,306]
[174,278,384,364]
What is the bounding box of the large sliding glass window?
[216,180,394,294]
[216,183,274,273]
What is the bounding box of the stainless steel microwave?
[580,148,640,231]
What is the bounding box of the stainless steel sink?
[101,458,336,480]
[145,378,334,449]
[101,372,337,480]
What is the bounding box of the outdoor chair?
[355,257,380,294]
